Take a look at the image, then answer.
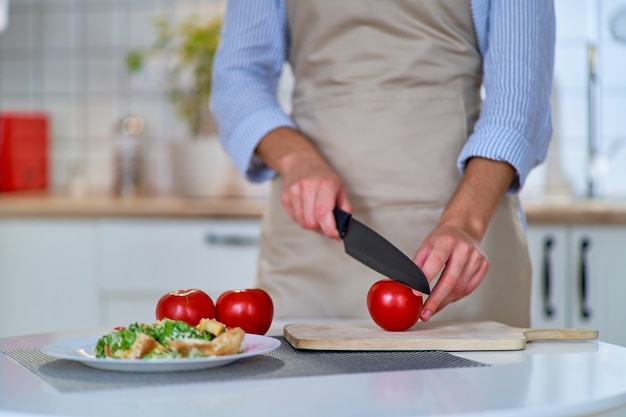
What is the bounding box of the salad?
[94,318,244,359]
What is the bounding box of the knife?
[333,207,431,295]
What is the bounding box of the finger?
[335,188,352,214]
[421,251,468,321]
[465,254,489,294]
[287,182,306,228]
[316,188,341,239]
[300,179,320,230]
[432,268,473,314]
[330,189,353,241]
[434,270,475,315]
[419,236,453,282]
[449,249,487,302]
[280,192,296,225]
[413,245,431,271]
[428,251,488,317]
[318,210,340,239]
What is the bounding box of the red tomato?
[216,289,274,335]
[155,288,215,326]
[367,280,423,331]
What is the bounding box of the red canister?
[0,112,49,192]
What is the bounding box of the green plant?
[125,16,222,138]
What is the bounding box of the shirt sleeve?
[210,0,294,183]
[459,0,556,193]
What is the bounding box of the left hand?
[412,157,516,321]
[413,222,489,321]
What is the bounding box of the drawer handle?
[542,237,555,318]
[578,237,592,320]
[205,233,259,247]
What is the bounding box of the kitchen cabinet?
[98,219,260,326]
[528,224,626,346]
[3,210,626,349]
[0,217,260,338]
[0,219,99,337]
[528,226,569,329]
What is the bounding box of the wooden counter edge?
[523,199,626,225]
[4,193,626,224]
[0,193,267,218]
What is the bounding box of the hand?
[255,127,352,239]
[411,157,515,321]
[413,223,489,321]
[280,150,351,239]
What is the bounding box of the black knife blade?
[333,207,431,295]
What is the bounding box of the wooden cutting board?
[283,321,599,351]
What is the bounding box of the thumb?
[336,188,352,213]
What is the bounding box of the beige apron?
[257,0,532,327]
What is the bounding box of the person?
[210,0,555,328]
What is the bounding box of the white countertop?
[2,324,626,417]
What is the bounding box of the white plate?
[42,333,281,373]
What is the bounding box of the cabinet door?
[0,219,99,337]
[569,226,626,346]
[527,225,570,328]
[98,219,260,326]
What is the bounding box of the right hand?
[280,149,351,240]
[256,127,352,239]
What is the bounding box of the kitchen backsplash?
[534,0,626,200]
[0,0,625,199]
[0,0,227,195]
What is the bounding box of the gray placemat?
[2,337,488,393]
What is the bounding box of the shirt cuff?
[222,107,297,183]
[457,125,536,194]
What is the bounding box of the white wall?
[597,0,626,197]
[1,0,625,200]
[524,0,626,200]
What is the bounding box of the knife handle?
[333,207,351,239]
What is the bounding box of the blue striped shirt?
[210,0,555,192]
